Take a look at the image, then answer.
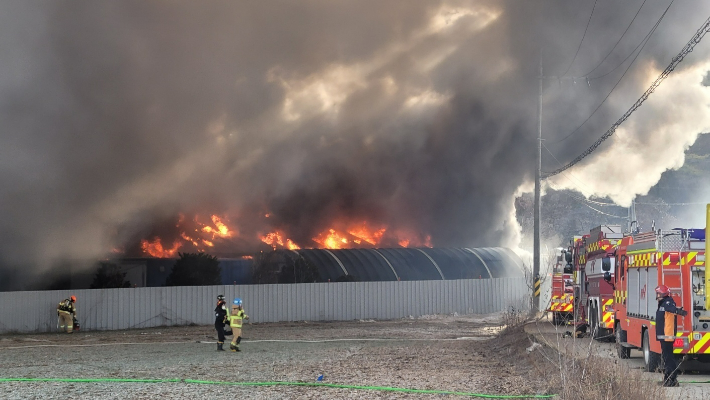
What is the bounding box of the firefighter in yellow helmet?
[228,297,249,352]
[57,295,77,333]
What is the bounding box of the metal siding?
[0,278,528,333]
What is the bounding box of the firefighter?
[228,297,249,352]
[655,284,687,387]
[214,295,229,351]
[57,295,77,334]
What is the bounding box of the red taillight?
[673,338,684,348]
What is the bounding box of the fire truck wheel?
[615,323,630,359]
[642,329,661,372]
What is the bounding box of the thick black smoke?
[2,1,710,288]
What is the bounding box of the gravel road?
[0,314,550,399]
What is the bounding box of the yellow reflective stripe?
[692,333,710,354]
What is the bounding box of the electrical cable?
[543,3,710,179]
[560,192,628,219]
[0,377,557,398]
[542,142,597,197]
[551,1,674,145]
[542,143,621,207]
[581,0,648,77]
[559,0,599,77]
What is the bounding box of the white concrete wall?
[0,277,529,334]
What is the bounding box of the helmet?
[233,298,242,306]
[217,295,225,301]
[70,295,77,302]
[655,285,671,297]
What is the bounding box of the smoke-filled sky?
[2,1,710,283]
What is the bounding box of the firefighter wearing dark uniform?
[214,295,229,351]
[57,296,77,333]
[655,285,687,387]
[229,298,249,352]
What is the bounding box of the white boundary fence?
[0,277,529,334]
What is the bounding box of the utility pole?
[533,54,588,314]
[533,56,542,313]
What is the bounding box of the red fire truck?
[613,224,709,371]
[548,236,581,326]
[580,225,623,340]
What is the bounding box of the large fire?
[262,221,430,250]
[140,214,236,257]
[138,213,430,257]
[260,231,300,250]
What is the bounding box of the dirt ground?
[0,314,552,399]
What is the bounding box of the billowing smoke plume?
[2,1,710,287]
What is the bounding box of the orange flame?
[312,229,349,249]
[140,214,236,257]
[211,215,233,237]
[348,222,386,245]
[141,238,182,258]
[261,231,301,250]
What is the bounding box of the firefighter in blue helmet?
[214,295,229,351]
[655,285,687,387]
[229,298,249,352]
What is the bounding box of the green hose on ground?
[0,377,556,398]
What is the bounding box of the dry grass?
[494,324,669,400]
[547,355,668,400]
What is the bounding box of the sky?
[2,0,710,286]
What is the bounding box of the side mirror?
[565,250,573,263]
[602,258,611,272]
[603,271,612,282]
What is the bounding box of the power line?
[543,7,710,179]
[588,1,670,81]
[543,142,622,207]
[541,142,595,196]
[582,0,648,77]
[551,1,674,144]
[560,190,628,218]
[635,201,708,206]
[559,0,599,77]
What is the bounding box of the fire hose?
[0,377,556,398]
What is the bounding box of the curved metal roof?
[294,247,524,282]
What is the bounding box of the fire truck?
[613,220,709,371]
[580,225,623,340]
[548,237,581,326]
[548,226,622,339]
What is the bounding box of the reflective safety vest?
[229,308,247,328]
[655,296,680,341]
